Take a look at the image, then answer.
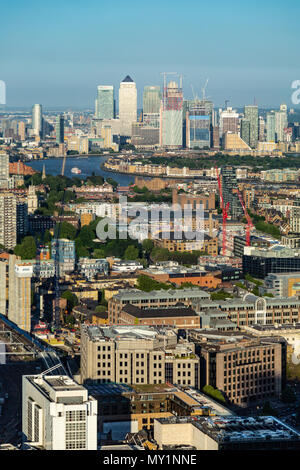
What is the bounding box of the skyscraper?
[266,111,276,142]
[275,104,288,142]
[221,167,243,219]
[160,80,183,148]
[31,104,43,137]
[186,100,211,149]
[0,192,17,249]
[118,75,137,136]
[55,114,64,144]
[240,118,250,146]
[0,152,9,188]
[244,105,258,148]
[143,86,161,127]
[8,255,32,332]
[95,85,114,120]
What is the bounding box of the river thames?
[27,156,134,186]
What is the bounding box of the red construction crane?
[236,190,253,246]
[215,167,230,256]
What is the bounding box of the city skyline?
[1,0,300,108]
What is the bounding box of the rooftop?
[156,415,300,444]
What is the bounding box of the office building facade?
[22,375,97,450]
[95,85,114,120]
[118,75,137,136]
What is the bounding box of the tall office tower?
[258,116,265,141]
[0,193,17,249]
[22,374,97,450]
[118,75,137,136]
[8,255,32,332]
[219,107,239,136]
[31,104,43,137]
[186,100,211,149]
[16,197,29,241]
[18,121,26,141]
[55,114,64,144]
[0,152,9,188]
[221,167,243,219]
[275,104,288,142]
[95,85,114,119]
[143,86,161,127]
[240,118,250,146]
[244,105,258,148]
[266,111,276,141]
[160,79,183,148]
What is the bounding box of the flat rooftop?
[82,324,176,342]
[157,415,300,444]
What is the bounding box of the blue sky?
[1,0,299,108]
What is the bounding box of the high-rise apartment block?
[8,255,32,332]
[221,167,243,219]
[22,375,97,450]
[0,152,9,188]
[51,238,75,276]
[31,104,43,137]
[0,192,17,249]
[55,114,64,144]
[244,105,258,148]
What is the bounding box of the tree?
[202,385,226,403]
[142,239,154,254]
[14,236,37,259]
[124,245,139,260]
[137,274,171,292]
[57,221,77,240]
[61,291,78,311]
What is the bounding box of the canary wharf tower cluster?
[91,73,289,153]
[92,73,215,150]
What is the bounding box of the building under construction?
[160,75,183,148]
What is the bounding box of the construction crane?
[215,167,230,256]
[201,78,209,100]
[236,190,253,246]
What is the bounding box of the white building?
[31,104,43,137]
[118,75,137,136]
[22,374,98,450]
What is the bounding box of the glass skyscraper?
[244,105,258,148]
[55,114,64,144]
[95,85,114,120]
[143,86,161,127]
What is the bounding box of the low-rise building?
[188,329,285,407]
[80,325,200,388]
[154,415,300,450]
[108,287,210,324]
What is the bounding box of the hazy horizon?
[1,0,299,108]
